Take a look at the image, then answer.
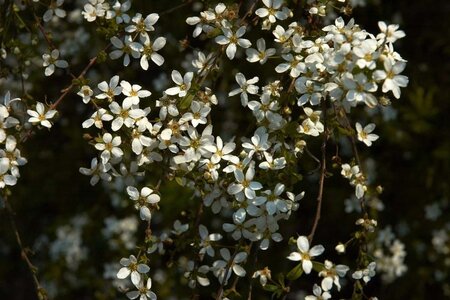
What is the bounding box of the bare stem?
[308,100,328,243]
[3,196,48,300]
[49,55,99,110]
[160,0,193,16]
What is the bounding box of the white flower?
[0,94,20,142]
[180,101,211,127]
[140,35,166,70]
[341,163,360,179]
[318,260,349,291]
[295,78,323,106]
[27,102,57,128]
[126,13,159,38]
[204,136,235,164]
[106,0,131,24]
[298,108,324,137]
[79,158,111,185]
[353,39,379,70]
[165,70,193,97]
[352,262,377,283]
[95,133,123,164]
[287,236,324,274]
[212,248,247,284]
[242,127,271,157]
[198,224,222,257]
[42,49,68,76]
[252,267,271,286]
[120,80,151,109]
[373,60,408,99]
[272,25,293,44]
[305,284,331,300]
[192,51,217,76]
[43,0,66,22]
[126,278,157,300]
[82,108,113,129]
[254,183,287,215]
[172,220,189,235]
[109,101,145,131]
[227,163,263,200]
[309,5,326,17]
[343,73,378,107]
[215,26,251,60]
[275,54,305,78]
[173,125,214,164]
[130,126,152,155]
[184,261,210,288]
[186,13,213,38]
[109,35,142,67]
[228,73,259,107]
[155,95,179,120]
[127,186,160,221]
[77,85,93,104]
[255,0,291,29]
[96,75,122,101]
[0,158,17,188]
[117,255,150,285]
[355,122,379,146]
[377,21,405,43]
[248,93,283,126]
[82,2,106,22]
[0,136,27,177]
[246,38,276,64]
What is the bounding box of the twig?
[49,55,99,110]
[160,0,193,16]
[334,104,367,213]
[34,16,56,50]
[308,100,328,243]
[215,247,240,300]
[3,196,48,300]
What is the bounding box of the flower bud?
[335,243,346,253]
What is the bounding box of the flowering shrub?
[0,0,448,299]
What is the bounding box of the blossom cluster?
[0,0,412,299]
[0,92,57,190]
[76,1,410,298]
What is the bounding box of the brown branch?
[308,100,328,243]
[3,196,48,300]
[160,0,193,16]
[34,16,56,50]
[49,55,99,110]
[238,0,260,24]
[215,246,240,300]
[334,104,368,214]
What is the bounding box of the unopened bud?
[335,243,346,253]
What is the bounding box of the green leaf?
[179,93,194,110]
[263,284,279,292]
[286,263,304,280]
[277,273,285,287]
[312,261,325,272]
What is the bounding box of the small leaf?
[277,273,285,287]
[286,263,304,280]
[312,261,325,272]
[263,284,278,292]
[179,93,194,110]
[175,177,184,186]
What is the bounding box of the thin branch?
[308,100,328,243]
[49,55,99,110]
[3,196,48,300]
[160,0,193,16]
[34,16,56,50]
